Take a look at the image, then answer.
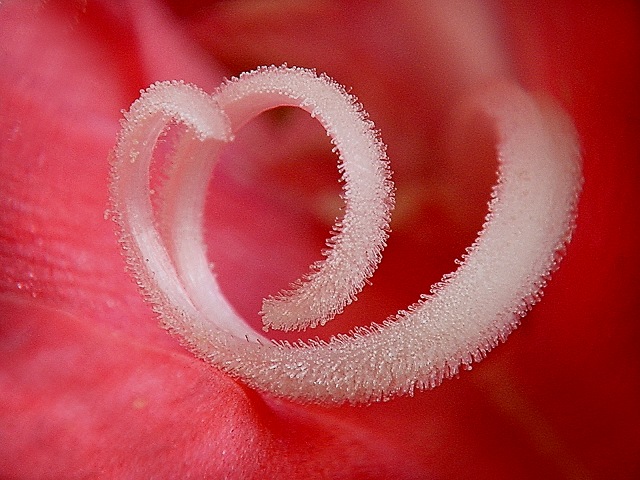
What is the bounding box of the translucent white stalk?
[109,67,581,405]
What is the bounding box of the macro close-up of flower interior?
[1,1,639,478]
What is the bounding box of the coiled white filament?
[109,66,581,405]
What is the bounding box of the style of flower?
[109,66,581,405]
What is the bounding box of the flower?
[1,0,638,478]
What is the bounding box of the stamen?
[109,67,581,405]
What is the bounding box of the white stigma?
[109,66,581,405]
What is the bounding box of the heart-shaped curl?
[109,66,581,405]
